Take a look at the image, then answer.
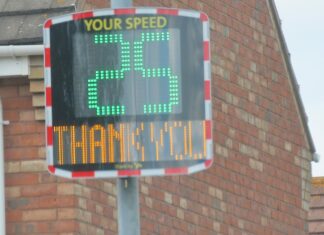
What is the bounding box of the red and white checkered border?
[43,7,212,178]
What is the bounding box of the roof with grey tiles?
[0,0,76,45]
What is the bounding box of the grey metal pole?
[117,178,140,235]
[110,1,140,235]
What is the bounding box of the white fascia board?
[0,57,29,78]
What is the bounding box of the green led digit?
[134,31,180,114]
[88,31,179,116]
[88,33,130,116]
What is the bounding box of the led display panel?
[43,8,212,178]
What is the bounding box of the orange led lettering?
[164,122,168,132]
[141,146,145,161]
[160,129,164,147]
[136,142,140,151]
[155,141,159,161]
[107,124,125,163]
[108,124,115,163]
[150,123,154,142]
[127,124,131,161]
[71,125,88,164]
[169,126,174,156]
[52,121,206,165]
[89,125,107,164]
[120,124,125,162]
[54,126,68,165]
[129,124,145,161]
[188,121,193,157]
[131,132,135,146]
[149,124,165,160]
[184,126,188,155]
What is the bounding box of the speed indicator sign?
[43,8,212,178]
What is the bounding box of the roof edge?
[267,0,316,156]
[0,5,75,17]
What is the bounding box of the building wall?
[1,0,313,234]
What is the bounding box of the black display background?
[50,15,204,126]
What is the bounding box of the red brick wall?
[2,78,77,234]
[1,0,313,234]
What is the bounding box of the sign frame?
[43,7,212,178]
